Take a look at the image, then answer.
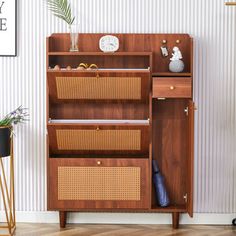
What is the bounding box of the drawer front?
[48,72,150,101]
[152,77,192,98]
[48,124,149,155]
[48,158,150,210]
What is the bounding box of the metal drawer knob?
[170,86,175,90]
[97,161,101,165]
[96,127,100,131]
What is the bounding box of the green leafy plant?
[0,106,29,127]
[46,0,75,26]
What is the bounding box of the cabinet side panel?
[187,101,194,217]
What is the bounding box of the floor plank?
[10,224,235,236]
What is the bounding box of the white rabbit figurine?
[170,47,183,61]
[169,47,185,73]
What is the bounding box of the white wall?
[0,0,235,221]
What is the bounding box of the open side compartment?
[151,98,193,212]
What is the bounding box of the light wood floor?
[5,224,235,236]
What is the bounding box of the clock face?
[99,35,119,52]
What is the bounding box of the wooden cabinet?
[46,33,194,229]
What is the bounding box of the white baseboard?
[0,211,235,225]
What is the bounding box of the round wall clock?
[99,35,119,52]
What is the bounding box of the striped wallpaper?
[0,0,235,214]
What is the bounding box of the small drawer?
[48,71,150,101]
[47,123,149,155]
[152,77,192,98]
[48,158,150,210]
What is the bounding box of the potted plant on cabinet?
[46,0,79,51]
[0,106,29,157]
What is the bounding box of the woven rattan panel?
[55,77,141,100]
[56,129,141,150]
[58,167,141,200]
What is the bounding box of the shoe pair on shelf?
[77,63,98,70]
[52,63,98,71]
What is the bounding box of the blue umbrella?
[152,160,170,207]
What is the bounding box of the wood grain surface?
[46,33,194,229]
[152,99,189,208]
[152,77,192,98]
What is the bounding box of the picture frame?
[0,0,17,56]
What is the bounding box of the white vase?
[169,60,185,73]
[69,24,79,52]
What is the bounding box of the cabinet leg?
[59,211,67,228]
[172,212,179,229]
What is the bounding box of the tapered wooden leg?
[59,211,67,228]
[172,212,179,229]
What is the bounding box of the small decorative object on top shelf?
[69,23,79,52]
[46,0,78,52]
[99,35,119,52]
[169,47,185,73]
[160,40,169,57]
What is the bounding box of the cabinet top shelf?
[48,119,150,125]
[48,51,152,56]
[152,72,192,77]
[47,68,150,73]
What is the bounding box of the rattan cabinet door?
[47,124,149,155]
[48,158,150,210]
[48,71,150,102]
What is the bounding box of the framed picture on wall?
[0,0,16,56]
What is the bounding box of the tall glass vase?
[69,24,79,52]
